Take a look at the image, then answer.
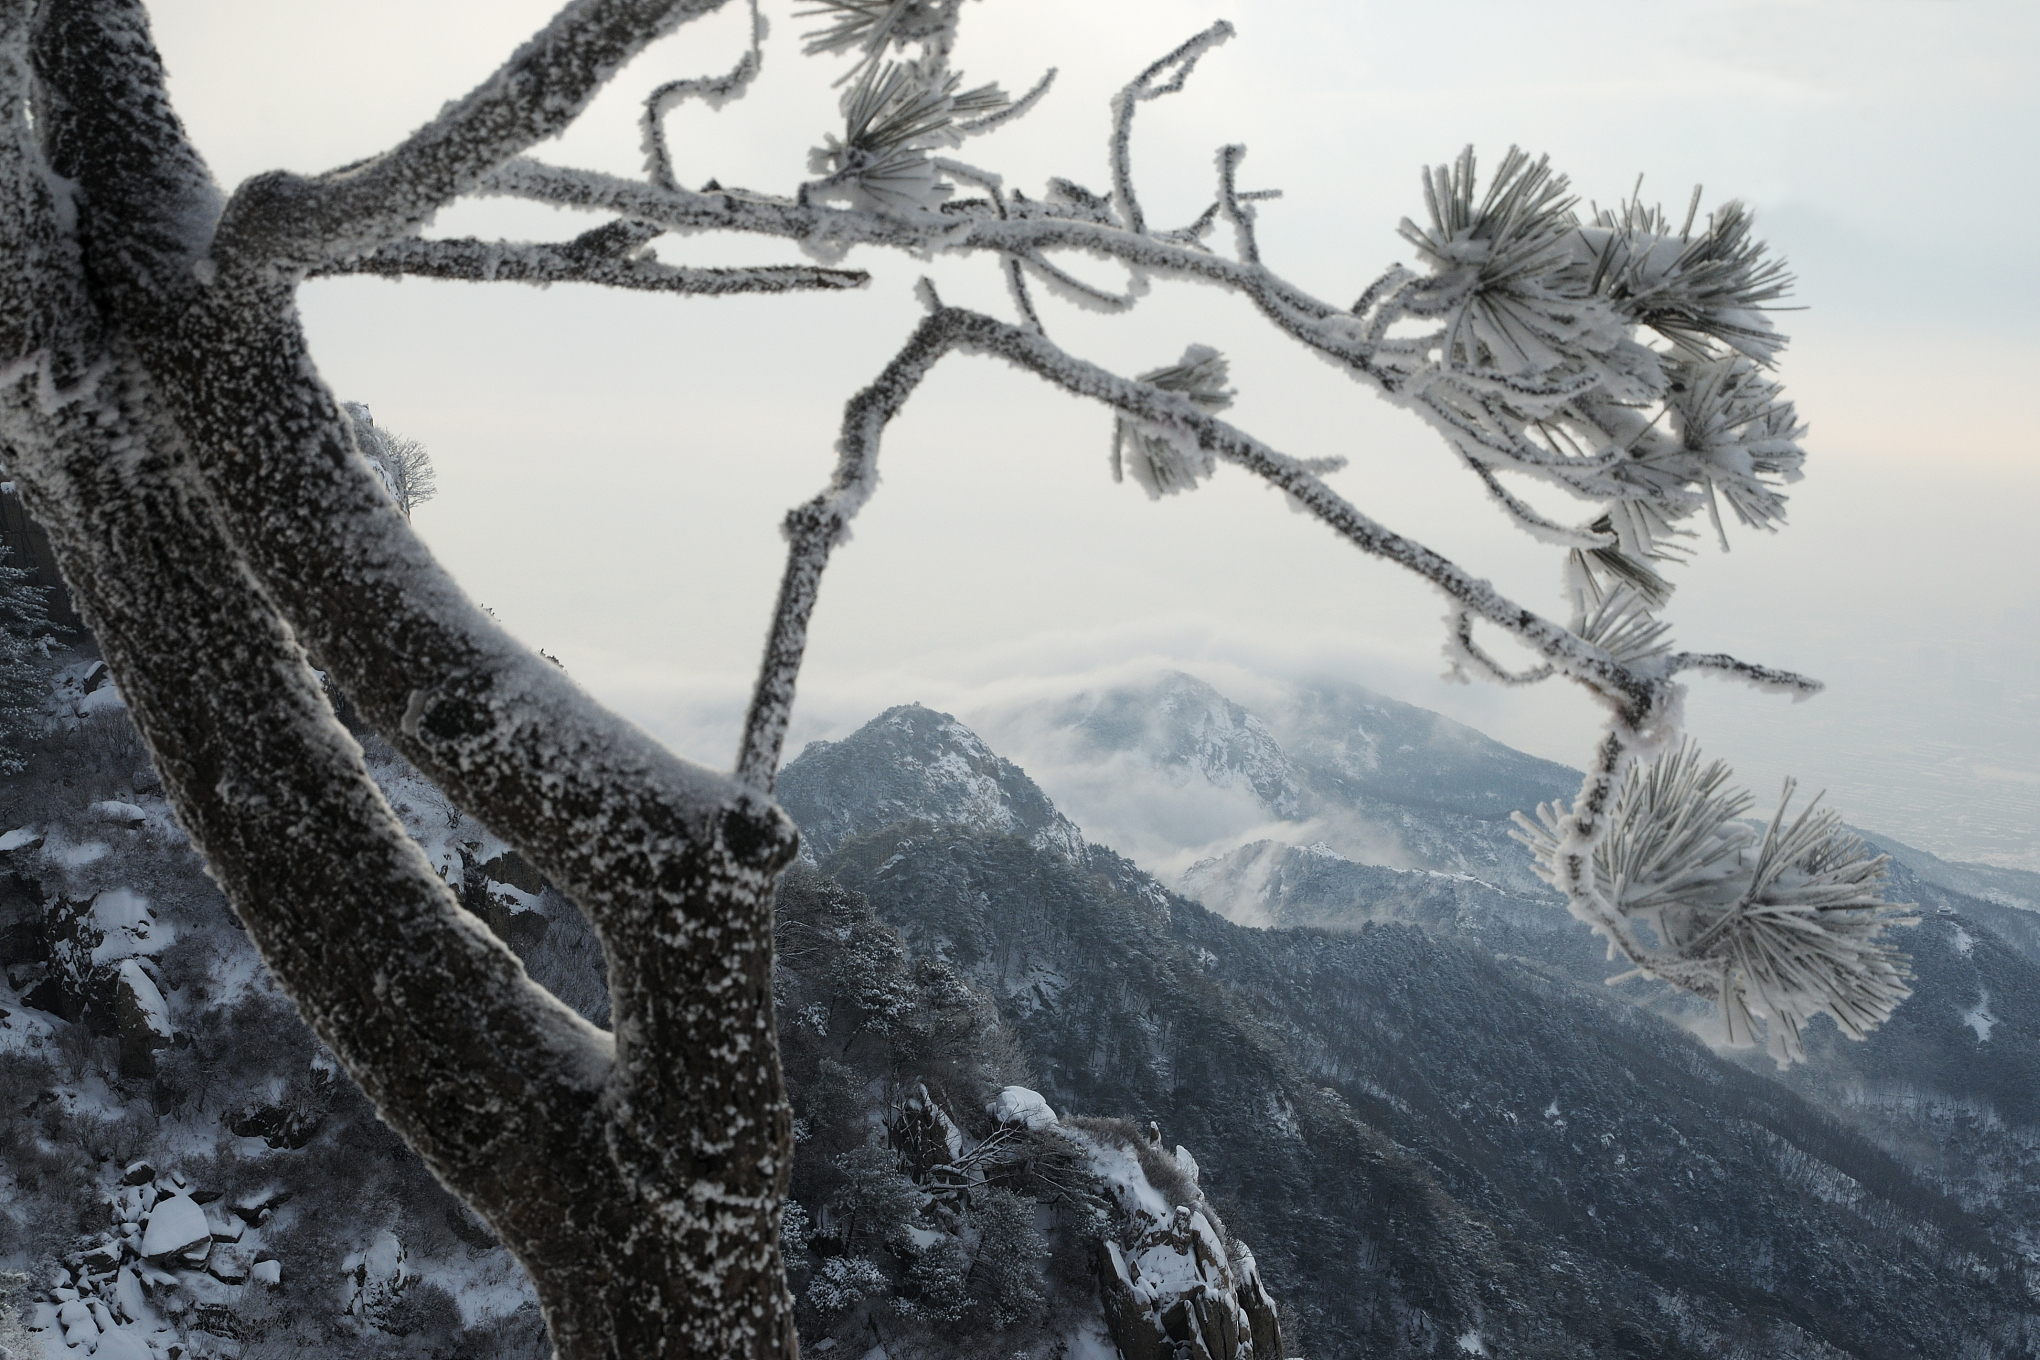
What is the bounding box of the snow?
[113,1268,155,1329]
[987,1085,1058,1131]
[92,890,168,966]
[1059,1310,1122,1360]
[95,1328,153,1359]
[1952,925,1975,957]
[91,799,148,826]
[138,1194,210,1259]
[249,1259,282,1287]
[1458,1329,1489,1355]
[118,961,172,1041]
[58,1297,96,1346]
[1961,990,1996,1043]
[0,825,39,850]
[57,840,109,868]
[1065,1130,1173,1222]
[78,683,126,714]
[0,1003,52,1053]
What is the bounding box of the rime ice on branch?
[0,1,1908,1357]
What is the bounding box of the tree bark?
[1,1,802,1353]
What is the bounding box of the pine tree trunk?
[0,1,805,1353]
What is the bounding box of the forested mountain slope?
[782,702,2040,1358]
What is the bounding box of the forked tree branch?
[211,0,738,265]
[1109,21,1234,235]
[737,304,1808,784]
[477,159,1375,363]
[2,0,621,1282]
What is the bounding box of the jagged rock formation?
[1077,1123,1284,1360]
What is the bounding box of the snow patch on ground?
[1060,1309,1121,1360]
[1962,990,1997,1042]
[57,838,109,868]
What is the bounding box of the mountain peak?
[778,704,1087,864]
[1005,670,1308,819]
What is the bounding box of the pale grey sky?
[152,1,2040,868]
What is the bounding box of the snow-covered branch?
[641,0,766,192]
[1666,651,1824,697]
[212,0,737,265]
[1109,21,1234,235]
[737,309,961,789]
[317,234,869,296]
[478,159,1373,360]
[739,304,1737,789]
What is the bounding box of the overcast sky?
[149,0,2040,870]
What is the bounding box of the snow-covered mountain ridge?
[971,670,1572,893]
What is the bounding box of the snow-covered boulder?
[57,1296,96,1347]
[78,683,126,716]
[1070,1127,1283,1360]
[207,1242,254,1285]
[115,959,173,1078]
[988,1086,1059,1131]
[93,1327,153,1359]
[90,800,148,827]
[138,1194,209,1261]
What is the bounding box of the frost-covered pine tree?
[0,1,1911,1355]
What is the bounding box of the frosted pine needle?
[1111,345,1234,498]
[1515,743,1914,1066]
[1575,586,1673,667]
[1581,191,1795,364]
[808,61,1007,212]
[1667,355,1806,536]
[799,0,964,65]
